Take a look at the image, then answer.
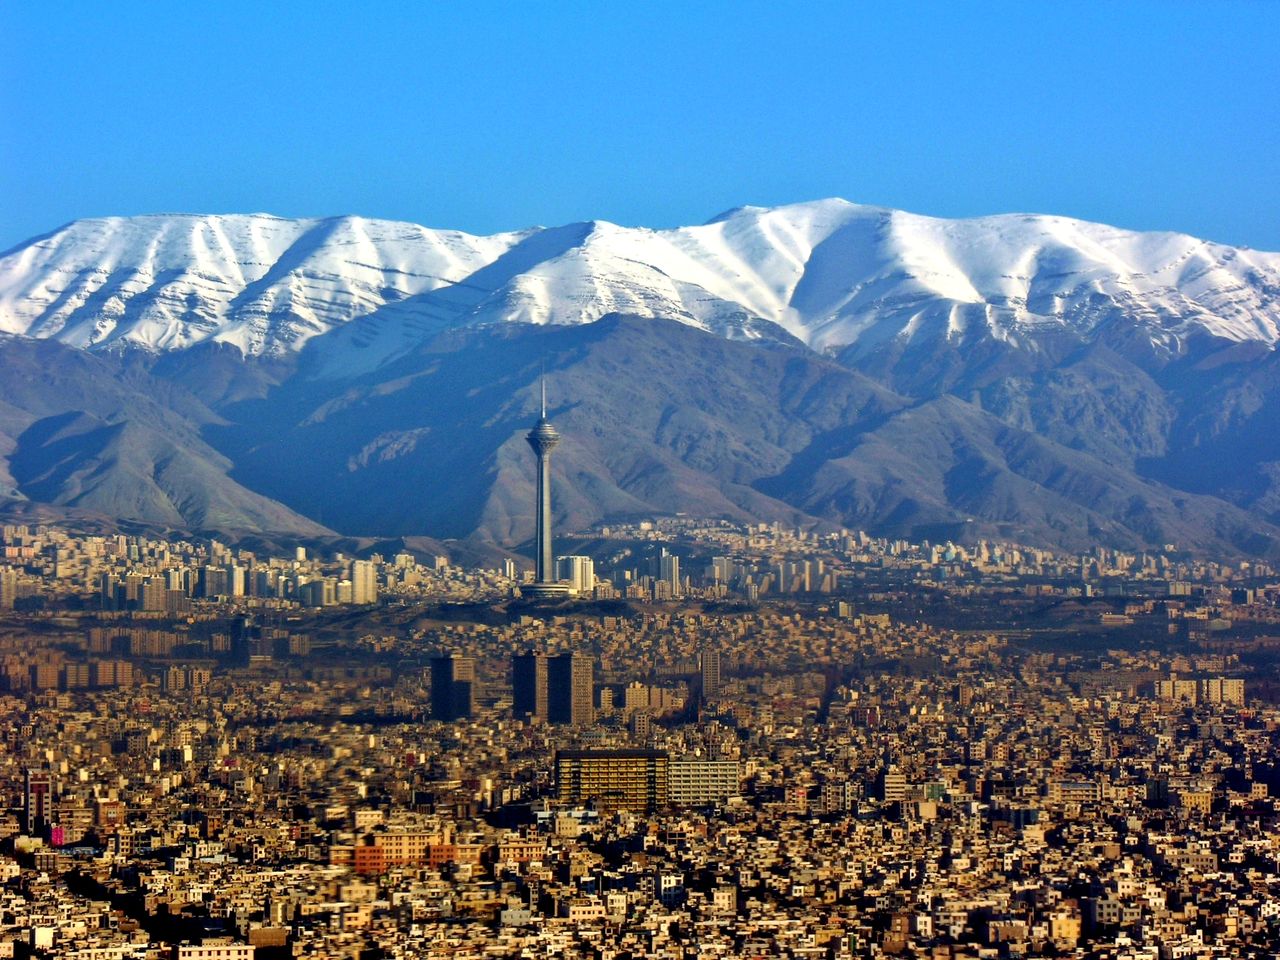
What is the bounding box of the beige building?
[555,749,668,812]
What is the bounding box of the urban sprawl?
[2,518,1280,959]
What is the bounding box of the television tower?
[525,378,570,598]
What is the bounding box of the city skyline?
[4,2,1279,955]
[2,514,1276,956]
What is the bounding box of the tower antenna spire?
[541,371,547,419]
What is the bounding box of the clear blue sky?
[2,1,1278,250]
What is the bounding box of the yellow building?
[555,749,669,812]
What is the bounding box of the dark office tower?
[524,379,571,599]
[700,648,722,702]
[430,654,475,722]
[24,768,52,833]
[99,573,120,610]
[548,651,595,726]
[512,652,549,721]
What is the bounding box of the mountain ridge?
[1,201,1279,557]
[3,200,1276,372]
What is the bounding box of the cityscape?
[1,397,1279,959]
[4,3,1280,958]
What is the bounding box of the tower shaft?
[535,447,554,582]
[525,378,562,596]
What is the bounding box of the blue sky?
[2,1,1278,250]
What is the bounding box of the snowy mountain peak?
[1,202,1277,371]
[0,212,529,356]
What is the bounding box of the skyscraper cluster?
[512,651,594,726]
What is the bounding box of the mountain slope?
[0,335,330,535]
[207,315,901,541]
[3,201,1276,375]
[2,201,1280,556]
[196,316,1280,556]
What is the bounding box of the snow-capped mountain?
[0,213,531,356]
[4,200,1280,555]
[3,200,1277,374]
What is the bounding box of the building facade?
[555,749,669,812]
[430,654,475,722]
[547,652,594,726]
[512,652,549,721]
[667,758,740,806]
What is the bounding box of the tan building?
[555,749,668,812]
[172,942,255,960]
[1180,790,1214,814]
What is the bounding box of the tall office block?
[660,553,681,597]
[430,654,475,722]
[227,563,246,597]
[555,555,595,595]
[24,768,52,833]
[0,567,17,610]
[548,651,594,726]
[700,648,722,701]
[512,652,549,721]
[140,577,168,612]
[351,560,378,604]
[668,758,741,806]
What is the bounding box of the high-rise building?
[99,573,119,610]
[668,758,741,806]
[512,652,549,721]
[351,560,377,604]
[660,552,681,597]
[710,556,733,584]
[524,379,572,599]
[140,577,168,612]
[61,663,91,690]
[700,648,722,701]
[548,652,594,726]
[0,567,17,609]
[24,768,52,833]
[198,565,228,599]
[430,654,475,722]
[555,555,595,595]
[555,749,669,812]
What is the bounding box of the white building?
[351,559,378,604]
[555,555,594,595]
[668,758,740,806]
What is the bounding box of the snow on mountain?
[2,201,1278,370]
[0,213,529,355]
